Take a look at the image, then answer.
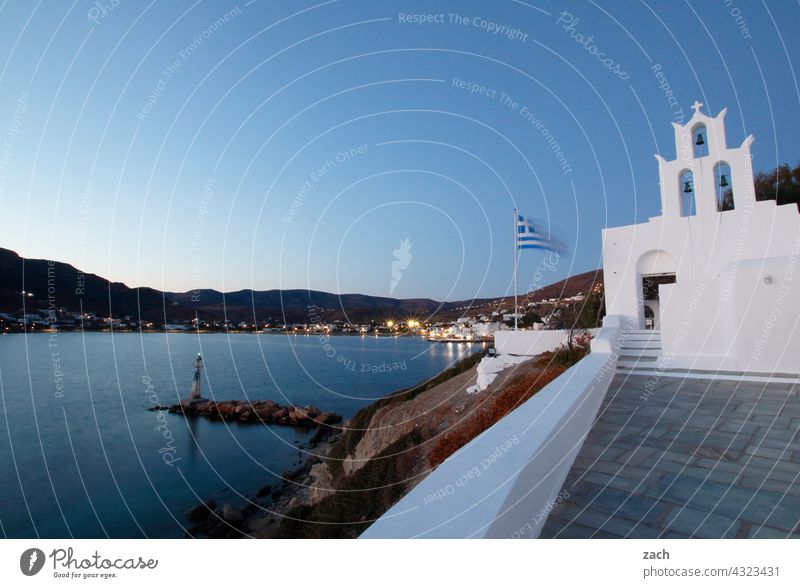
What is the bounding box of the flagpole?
[513,208,518,332]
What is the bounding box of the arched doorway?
[636,250,677,330]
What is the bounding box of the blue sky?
[0,0,798,300]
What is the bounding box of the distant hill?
[524,268,604,303]
[167,288,450,324]
[0,247,601,324]
[0,247,167,319]
[427,269,605,321]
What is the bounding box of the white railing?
[494,328,601,356]
[360,315,626,539]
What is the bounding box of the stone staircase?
[616,329,662,372]
[615,329,800,385]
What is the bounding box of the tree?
[754,162,800,211]
[517,310,542,328]
[575,290,605,329]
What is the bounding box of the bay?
[0,332,478,538]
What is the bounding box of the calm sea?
[0,332,478,538]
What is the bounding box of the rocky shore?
[150,399,342,428]
[178,345,584,538]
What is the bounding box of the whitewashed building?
[603,101,800,374]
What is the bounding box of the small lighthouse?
[181,353,207,407]
[189,353,203,399]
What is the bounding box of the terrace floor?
[541,372,800,538]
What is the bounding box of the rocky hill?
[0,246,601,325]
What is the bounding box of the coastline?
[177,348,577,539]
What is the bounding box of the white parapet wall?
[494,328,601,356]
[360,316,626,539]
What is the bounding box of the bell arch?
[679,169,696,217]
[692,123,708,158]
[714,161,734,211]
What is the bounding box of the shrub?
[428,365,565,468]
[532,343,589,369]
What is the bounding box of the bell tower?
[655,101,755,220]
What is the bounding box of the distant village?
[0,283,604,339]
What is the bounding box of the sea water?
[0,332,478,538]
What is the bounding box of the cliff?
[236,348,573,539]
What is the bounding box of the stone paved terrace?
[541,373,800,538]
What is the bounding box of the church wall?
[730,257,800,374]
[601,103,800,373]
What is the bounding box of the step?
[618,355,660,362]
[626,330,660,335]
[617,359,663,369]
[616,368,800,385]
[619,365,800,380]
[620,340,662,349]
[619,345,661,354]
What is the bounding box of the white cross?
[691,100,704,114]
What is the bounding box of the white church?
[364,102,800,539]
[602,101,800,375]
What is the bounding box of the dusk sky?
[0,0,798,300]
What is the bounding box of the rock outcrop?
[162,399,342,427]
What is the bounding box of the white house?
[603,101,800,374]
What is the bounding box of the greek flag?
[516,215,560,251]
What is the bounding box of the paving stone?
[715,420,760,435]
[739,464,799,485]
[735,476,800,498]
[744,445,792,460]
[557,479,604,505]
[684,414,725,429]
[582,471,652,493]
[758,438,800,452]
[615,446,658,467]
[754,427,800,443]
[779,406,800,418]
[579,443,628,461]
[643,474,761,524]
[541,517,615,539]
[567,485,668,527]
[640,459,740,485]
[545,374,800,540]
[663,505,741,538]
[738,455,800,475]
[751,415,794,427]
[551,503,658,538]
[598,411,637,426]
[747,525,796,539]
